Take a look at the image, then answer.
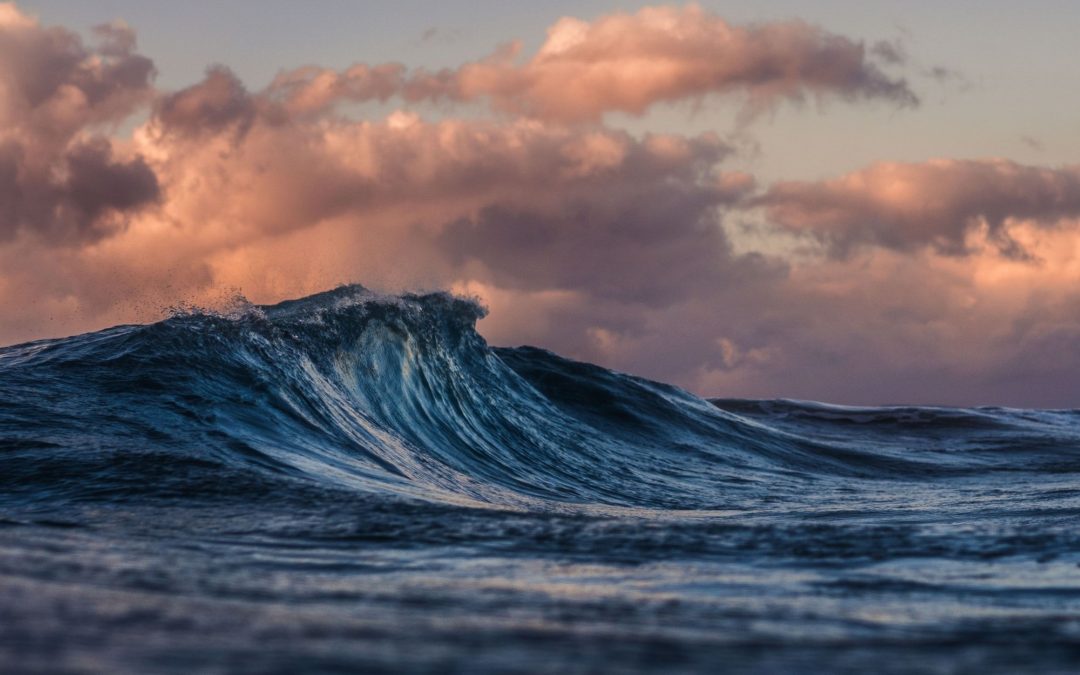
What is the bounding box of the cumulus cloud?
[0,6,778,376]
[141,77,752,253]
[755,159,1080,257]
[0,2,158,243]
[438,168,760,305]
[449,5,917,121]
[266,4,917,123]
[10,3,1080,407]
[155,66,257,139]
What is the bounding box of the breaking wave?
[4,284,1080,514]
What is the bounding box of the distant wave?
[3,285,1080,514]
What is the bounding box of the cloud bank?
[5,3,1080,407]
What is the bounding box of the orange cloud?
[8,4,1080,406]
[0,50,761,348]
[755,159,1080,257]
[266,4,917,123]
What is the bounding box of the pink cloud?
[8,4,1080,407]
[265,4,917,123]
[155,66,256,139]
[267,63,406,117]
[450,5,917,122]
[0,46,757,347]
[0,3,158,244]
[755,159,1080,257]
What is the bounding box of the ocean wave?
[3,285,1080,514]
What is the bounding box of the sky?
[2,1,1080,406]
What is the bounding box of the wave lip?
[3,284,1080,513]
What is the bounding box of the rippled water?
[2,286,1079,673]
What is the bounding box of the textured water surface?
[2,286,1080,673]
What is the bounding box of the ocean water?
[2,285,1080,674]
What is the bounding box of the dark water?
[2,286,1080,674]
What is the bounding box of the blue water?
[2,285,1080,673]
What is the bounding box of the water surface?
[2,286,1079,673]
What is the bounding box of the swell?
[2,285,1080,512]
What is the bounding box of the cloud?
[142,83,753,250]
[266,4,917,123]
[0,3,158,243]
[0,9,778,376]
[155,65,257,138]
[92,19,137,57]
[10,3,1080,407]
[471,5,917,122]
[266,62,406,118]
[755,159,1080,257]
[438,166,759,305]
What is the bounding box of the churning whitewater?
[3,285,1080,673]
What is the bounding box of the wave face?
[3,285,1080,674]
